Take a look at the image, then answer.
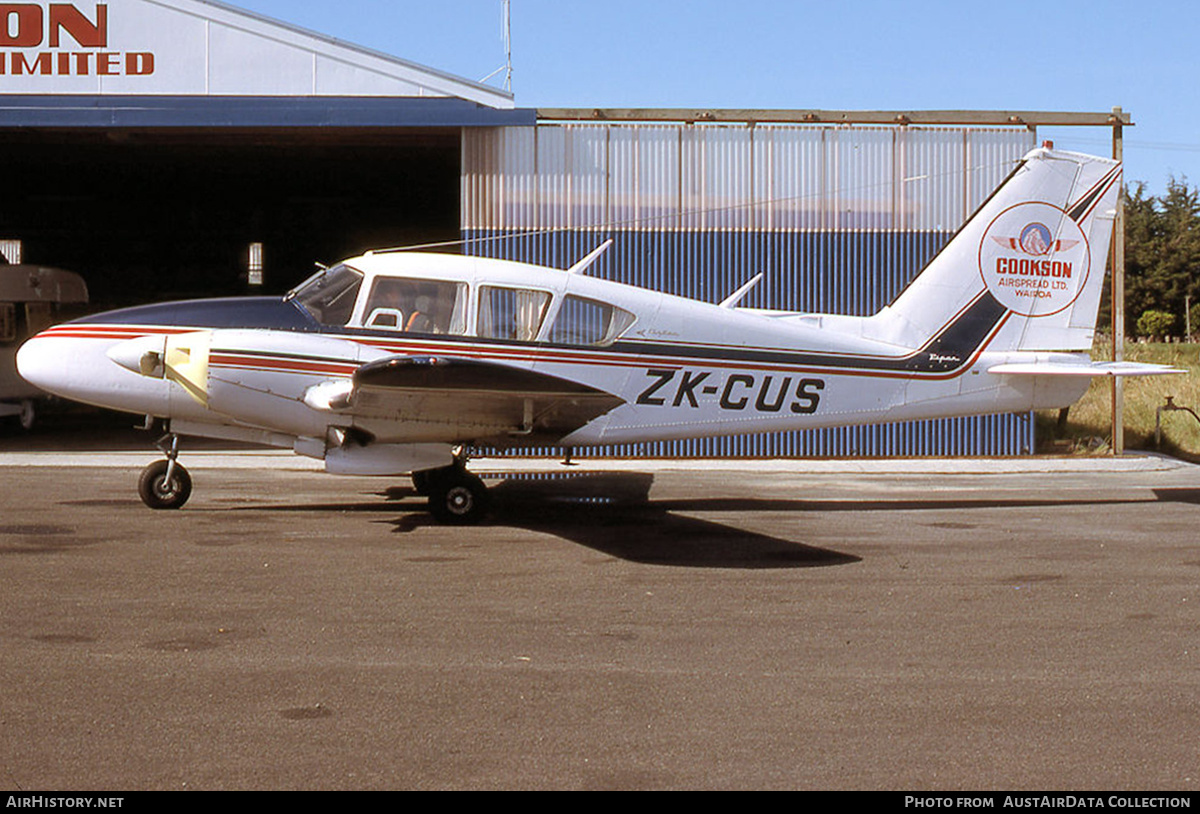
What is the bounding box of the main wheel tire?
[427,469,489,525]
[138,460,192,510]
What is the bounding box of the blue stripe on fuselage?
[70,297,319,331]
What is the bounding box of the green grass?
[1036,342,1200,458]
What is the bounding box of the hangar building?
[1,0,1118,456]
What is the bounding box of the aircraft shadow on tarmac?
[226,471,855,568]
[201,474,1200,570]
[375,477,1200,569]
[377,471,862,570]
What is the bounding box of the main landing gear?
[138,433,192,510]
[412,449,489,525]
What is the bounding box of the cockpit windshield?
[290,264,364,326]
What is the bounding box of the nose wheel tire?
[138,459,193,510]
[427,469,489,525]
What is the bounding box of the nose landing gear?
[138,433,192,510]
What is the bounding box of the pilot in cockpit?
[406,294,436,333]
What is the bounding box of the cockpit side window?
[363,278,467,335]
[477,286,551,342]
[292,264,364,327]
[548,295,636,347]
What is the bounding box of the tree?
[1122,177,1200,338]
[1136,309,1175,340]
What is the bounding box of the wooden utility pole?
[1111,106,1126,455]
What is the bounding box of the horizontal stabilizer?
[988,361,1187,377]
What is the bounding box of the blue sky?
[229,0,1199,195]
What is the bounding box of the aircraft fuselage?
[17,252,1086,454]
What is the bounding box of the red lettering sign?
[13,50,48,73]
[1,3,105,47]
[49,3,106,48]
[125,51,151,74]
[0,4,154,79]
[95,49,114,74]
[0,4,43,48]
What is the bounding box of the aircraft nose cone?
[15,333,66,395]
[16,326,172,416]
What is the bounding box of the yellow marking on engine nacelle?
[164,331,211,406]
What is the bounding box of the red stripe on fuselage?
[45,314,1000,383]
[209,353,359,377]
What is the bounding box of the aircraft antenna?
[719,273,764,308]
[566,240,613,275]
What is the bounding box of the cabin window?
[548,296,636,347]
[363,278,467,335]
[292,264,363,326]
[0,303,14,344]
[477,286,551,341]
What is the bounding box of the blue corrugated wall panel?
[463,228,1035,458]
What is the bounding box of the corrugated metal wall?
[461,123,1037,457]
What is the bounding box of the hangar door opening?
[0,128,460,308]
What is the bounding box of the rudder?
[867,147,1121,355]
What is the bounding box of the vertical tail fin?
[868,147,1121,354]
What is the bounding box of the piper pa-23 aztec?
[16,147,1179,523]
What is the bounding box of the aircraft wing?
[305,355,625,445]
[987,361,1187,377]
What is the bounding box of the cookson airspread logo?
[978,202,1090,317]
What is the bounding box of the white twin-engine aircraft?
[17,147,1177,523]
